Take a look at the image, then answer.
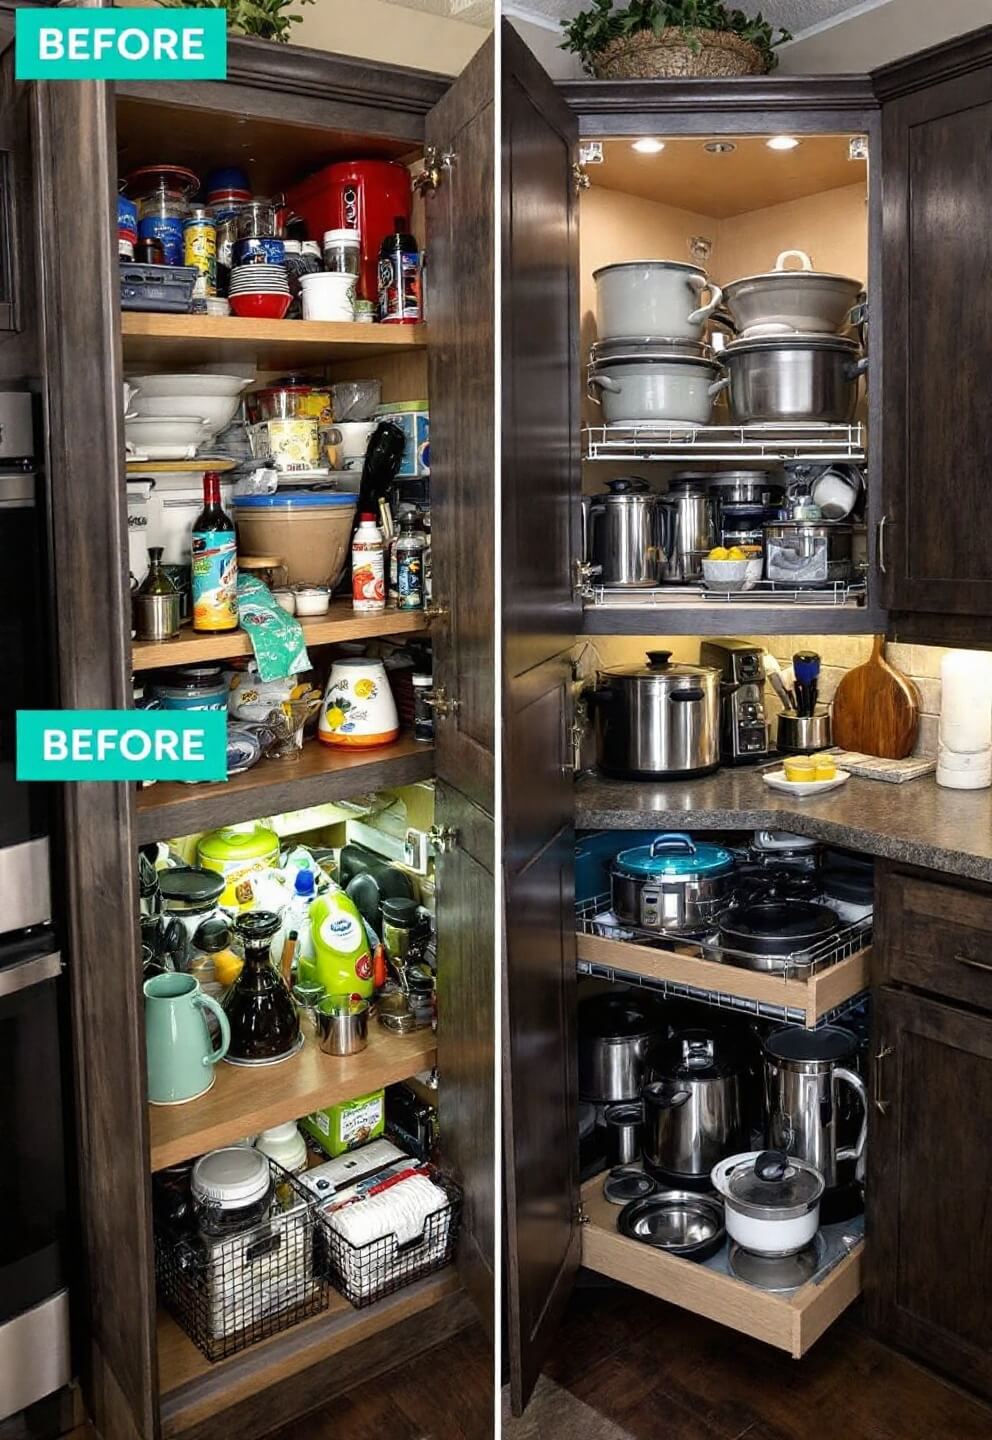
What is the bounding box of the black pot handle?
[754,1149,788,1182]
[669,688,705,703]
[646,650,672,669]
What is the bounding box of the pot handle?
[588,373,622,394]
[648,832,696,858]
[669,688,705,702]
[584,685,614,711]
[686,273,724,326]
[195,993,231,1066]
[708,375,731,398]
[775,249,814,272]
[834,1065,869,1168]
[845,356,869,380]
[643,1082,691,1110]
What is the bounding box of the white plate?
[762,768,850,798]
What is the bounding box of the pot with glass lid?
[589,650,721,779]
[610,832,736,933]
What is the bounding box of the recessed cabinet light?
[631,138,665,154]
[767,135,801,151]
[704,141,736,155]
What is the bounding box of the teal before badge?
[16,710,228,783]
[16,9,227,80]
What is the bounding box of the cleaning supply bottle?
[304,885,374,1001]
[279,868,318,973]
[351,512,385,613]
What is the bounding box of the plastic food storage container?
[234,491,358,586]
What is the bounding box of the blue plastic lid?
[233,491,358,509]
[294,869,316,897]
[614,833,734,879]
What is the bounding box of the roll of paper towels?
[939,650,992,754]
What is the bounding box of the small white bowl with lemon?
[701,545,762,592]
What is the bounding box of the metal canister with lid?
[184,207,217,299]
[589,650,721,779]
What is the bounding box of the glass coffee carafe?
[223,911,301,1065]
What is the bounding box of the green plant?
[561,0,791,74]
[159,0,317,45]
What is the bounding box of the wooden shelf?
[576,931,870,1028]
[121,312,427,369]
[158,1269,460,1434]
[581,1174,862,1358]
[132,604,429,671]
[135,734,434,843]
[149,1021,437,1171]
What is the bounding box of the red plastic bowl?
[228,292,292,321]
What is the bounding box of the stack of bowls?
[228,264,290,320]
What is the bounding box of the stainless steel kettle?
[642,1028,749,1184]
[582,478,665,588]
[660,482,715,583]
[763,1025,868,1188]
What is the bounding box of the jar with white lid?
[322,228,360,276]
[191,1146,274,1237]
[254,1123,309,1175]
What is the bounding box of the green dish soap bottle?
[303,886,374,1001]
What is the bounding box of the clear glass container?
[322,228,361,276]
[236,199,280,239]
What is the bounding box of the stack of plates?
[228,264,291,320]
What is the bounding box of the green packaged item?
[197,822,280,910]
[299,886,374,1001]
[235,572,309,683]
[301,1089,385,1157]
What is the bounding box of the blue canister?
[118,195,138,260]
[149,663,229,712]
[138,214,185,266]
[233,236,286,267]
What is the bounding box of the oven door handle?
[0,949,62,997]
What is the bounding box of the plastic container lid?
[323,228,360,246]
[295,869,316,897]
[764,1024,858,1065]
[158,867,226,907]
[615,833,734,879]
[233,491,358,509]
[192,1147,272,1208]
[198,824,279,863]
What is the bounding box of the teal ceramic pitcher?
[144,972,230,1105]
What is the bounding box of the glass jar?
[236,198,280,239]
[223,911,301,1065]
[125,165,199,267]
[322,228,360,276]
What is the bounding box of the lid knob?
[647,650,672,669]
[754,1150,788,1183]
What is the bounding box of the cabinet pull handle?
[955,952,992,974]
[877,513,889,574]
[873,1043,894,1115]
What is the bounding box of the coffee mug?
[331,420,377,471]
[144,971,230,1105]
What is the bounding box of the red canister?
[287,160,413,305]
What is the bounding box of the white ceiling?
[380,0,493,25]
[504,0,873,26]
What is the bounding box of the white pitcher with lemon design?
[318,657,399,748]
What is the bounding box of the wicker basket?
[592,27,767,80]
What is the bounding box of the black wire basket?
[155,1160,328,1362]
[315,1169,461,1309]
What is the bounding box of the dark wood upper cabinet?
[501,20,582,1416]
[868,985,992,1397]
[875,29,992,620]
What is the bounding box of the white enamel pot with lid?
[723,251,864,338]
[711,1149,825,1257]
[588,348,722,427]
[594,261,724,343]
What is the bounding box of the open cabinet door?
[425,40,496,1334]
[17,71,157,1440]
[501,20,582,1415]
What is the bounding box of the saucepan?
[711,1149,825,1257]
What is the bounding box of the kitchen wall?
[716,183,867,289]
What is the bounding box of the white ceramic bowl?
[701,557,753,592]
[300,271,356,322]
[129,391,243,434]
[126,373,251,399]
[124,415,211,455]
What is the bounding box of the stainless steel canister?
[583,478,664,588]
[316,998,369,1057]
[132,589,180,641]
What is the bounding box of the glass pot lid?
[722,1150,824,1217]
[614,832,734,879]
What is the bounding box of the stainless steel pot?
[764,521,855,587]
[590,650,721,780]
[722,251,864,337]
[583,478,664,588]
[610,833,736,933]
[577,994,664,1103]
[588,352,721,427]
[718,900,840,974]
[707,470,786,506]
[643,1029,749,1185]
[594,261,723,342]
[763,1026,868,1190]
[661,481,715,583]
[711,335,867,425]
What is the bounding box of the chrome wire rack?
[583,578,867,609]
[583,421,866,464]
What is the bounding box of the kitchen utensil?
[762,654,794,712]
[750,831,821,870]
[718,900,839,969]
[603,1101,643,1165]
[355,421,406,518]
[642,1028,749,1186]
[610,833,736,933]
[660,481,715,583]
[315,996,370,1057]
[223,912,302,1066]
[128,391,244,435]
[810,465,861,520]
[617,1191,726,1261]
[589,650,721,780]
[762,767,850,799]
[587,351,721,426]
[792,651,821,716]
[144,972,230,1106]
[603,1167,660,1206]
[318,656,399,748]
[763,1026,868,1190]
[722,252,864,337]
[582,479,664,588]
[764,522,856,588]
[776,707,833,755]
[593,261,723,343]
[577,993,665,1103]
[125,414,213,459]
[711,1150,825,1257]
[831,636,920,759]
[707,470,785,506]
[711,335,866,425]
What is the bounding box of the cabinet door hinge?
[572,557,597,598]
[572,161,591,195]
[428,824,459,855]
[427,685,461,718]
[577,1201,590,1226]
[422,602,450,622]
[414,146,457,197]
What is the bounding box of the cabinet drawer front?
[882,872,992,1008]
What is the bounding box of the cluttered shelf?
[149,1020,437,1172]
[120,313,427,367]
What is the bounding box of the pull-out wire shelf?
[583,421,866,464]
[583,579,867,609]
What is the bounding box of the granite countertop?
[575,768,992,885]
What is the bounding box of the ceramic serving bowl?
[124,414,212,457]
[128,391,243,434]
[126,373,251,399]
[230,293,292,321]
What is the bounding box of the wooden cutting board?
[831,635,920,759]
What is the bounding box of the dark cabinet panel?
[425,37,495,814]
[878,42,992,615]
[868,987,992,1396]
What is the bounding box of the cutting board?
[831,635,920,759]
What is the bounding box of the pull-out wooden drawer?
[879,870,992,1011]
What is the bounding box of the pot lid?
[158,866,225,907]
[720,901,839,944]
[649,1028,742,1082]
[589,350,719,371]
[764,1024,858,1065]
[579,993,661,1041]
[724,334,861,357]
[603,650,719,683]
[192,1147,272,1208]
[593,260,705,279]
[752,830,819,852]
[198,824,279,861]
[614,832,734,879]
[708,470,785,488]
[233,491,358,508]
[725,264,861,288]
[722,1150,824,1215]
[591,335,711,359]
[822,866,874,904]
[603,1167,659,1205]
[596,477,654,501]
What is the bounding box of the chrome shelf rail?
[583,421,866,464]
[583,578,868,609]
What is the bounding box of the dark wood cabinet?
[868,986,992,1397]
